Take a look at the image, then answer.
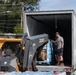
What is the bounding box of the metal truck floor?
[37,65,71,72]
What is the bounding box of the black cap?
[55,32,60,35]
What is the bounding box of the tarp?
[1,72,66,75]
[58,72,66,75]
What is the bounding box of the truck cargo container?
[23,10,76,75]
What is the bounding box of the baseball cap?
[55,32,60,35]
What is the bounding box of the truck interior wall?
[27,17,47,36]
[27,14,72,66]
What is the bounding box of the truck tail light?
[65,68,72,72]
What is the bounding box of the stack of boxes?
[46,40,53,64]
[37,40,53,65]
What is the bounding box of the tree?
[9,0,40,11]
[0,0,40,33]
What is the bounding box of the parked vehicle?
[23,10,76,75]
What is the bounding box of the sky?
[40,0,76,11]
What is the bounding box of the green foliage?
[14,23,23,33]
[0,0,40,33]
[0,30,4,33]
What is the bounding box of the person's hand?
[61,45,64,49]
[51,40,54,42]
[61,47,64,49]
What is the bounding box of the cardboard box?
[40,50,46,60]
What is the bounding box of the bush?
[14,23,23,33]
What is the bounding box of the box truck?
[23,10,76,75]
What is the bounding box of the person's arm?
[61,38,64,48]
[61,40,64,48]
[51,40,57,45]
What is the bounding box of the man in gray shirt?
[52,32,64,66]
